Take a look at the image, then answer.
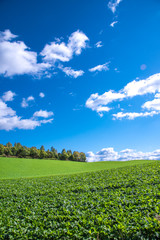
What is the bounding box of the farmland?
[0,157,155,179]
[0,161,160,239]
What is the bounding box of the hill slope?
[0,157,155,179]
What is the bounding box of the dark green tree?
[6,142,12,148]
[30,147,39,159]
[40,145,45,151]
[73,151,80,161]
[61,149,68,160]
[0,144,4,155]
[80,152,86,162]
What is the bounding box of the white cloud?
[142,98,160,111]
[112,111,159,120]
[39,92,45,98]
[123,73,160,97]
[21,98,28,108]
[0,100,53,131]
[0,30,50,77]
[108,0,122,13]
[0,99,15,118]
[86,91,125,115]
[21,96,34,108]
[33,110,54,118]
[86,147,160,162]
[86,73,160,117]
[95,41,103,48]
[2,90,16,102]
[0,29,17,41]
[155,93,160,98]
[110,21,118,27]
[59,65,84,78]
[89,62,110,72]
[27,96,34,101]
[41,30,89,63]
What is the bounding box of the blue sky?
[1,0,160,160]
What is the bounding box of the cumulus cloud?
[89,62,110,72]
[33,110,54,118]
[86,147,160,162]
[0,99,53,131]
[21,96,34,108]
[142,98,160,111]
[95,41,103,48]
[41,30,89,63]
[39,92,45,98]
[110,21,118,27]
[0,99,15,118]
[108,0,122,13]
[123,73,160,97]
[59,65,84,78]
[0,30,50,77]
[2,90,16,102]
[86,91,125,116]
[86,73,160,117]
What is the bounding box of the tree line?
[0,142,86,162]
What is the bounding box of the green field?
[0,157,155,179]
[0,161,160,239]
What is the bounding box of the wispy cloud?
[110,21,118,27]
[108,0,122,13]
[113,111,159,120]
[95,41,103,48]
[89,62,110,72]
[21,96,34,108]
[59,65,84,78]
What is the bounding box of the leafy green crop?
[0,162,160,239]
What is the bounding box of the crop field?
[0,161,160,239]
[0,157,155,179]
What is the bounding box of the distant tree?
[40,145,45,151]
[30,147,39,159]
[39,150,47,159]
[4,147,12,156]
[0,142,85,162]
[16,146,30,158]
[14,142,22,149]
[51,147,58,158]
[68,154,74,161]
[67,150,72,158]
[73,151,80,161]
[0,144,4,155]
[6,142,12,148]
[61,149,68,160]
[11,146,17,156]
[46,149,54,159]
[80,152,86,162]
[58,153,62,159]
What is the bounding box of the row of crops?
[0,162,160,239]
